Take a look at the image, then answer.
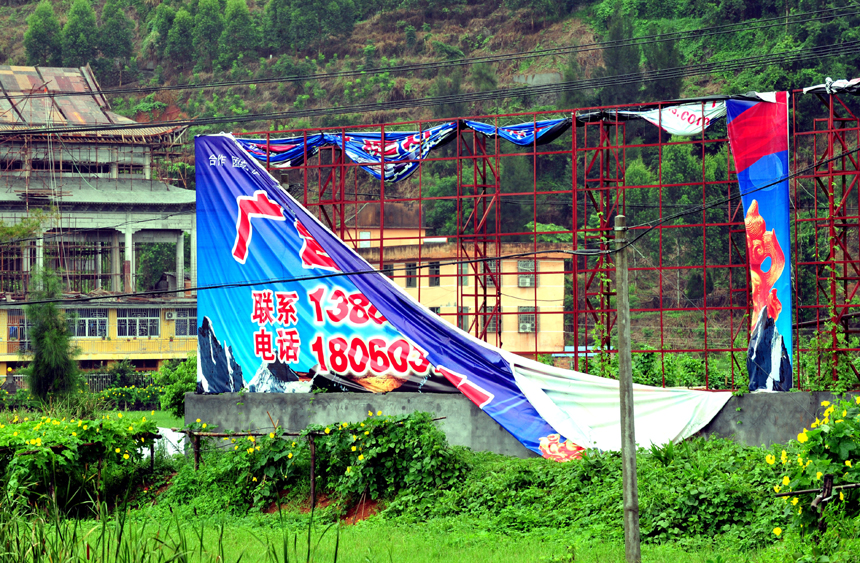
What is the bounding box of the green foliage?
[431,40,464,60]
[642,24,682,102]
[164,9,194,66]
[24,1,62,66]
[192,0,223,70]
[25,270,79,401]
[98,383,163,410]
[61,0,99,67]
[107,359,137,388]
[0,411,157,508]
[99,0,135,61]
[776,397,860,533]
[218,0,258,70]
[598,2,641,106]
[156,356,196,418]
[263,0,292,53]
[525,221,573,243]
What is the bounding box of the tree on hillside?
[217,0,258,69]
[25,269,79,400]
[193,0,223,70]
[100,0,135,62]
[559,50,592,110]
[643,25,682,102]
[151,4,176,57]
[165,9,195,67]
[62,0,99,67]
[263,0,292,54]
[598,3,641,107]
[24,1,62,66]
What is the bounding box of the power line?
[5,39,859,136]
[5,5,855,101]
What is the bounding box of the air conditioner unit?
[164,311,176,321]
[519,323,532,333]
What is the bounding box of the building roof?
[0,66,184,140]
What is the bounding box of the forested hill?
[5,0,859,133]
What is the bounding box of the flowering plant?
[771,396,860,531]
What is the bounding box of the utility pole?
[615,215,641,563]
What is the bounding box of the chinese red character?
[232,190,286,264]
[275,291,299,326]
[295,219,340,272]
[251,290,275,325]
[276,328,301,363]
[254,327,276,362]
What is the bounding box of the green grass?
[96,409,183,429]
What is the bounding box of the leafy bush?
[774,396,860,533]
[98,384,164,410]
[156,356,196,418]
[107,359,137,388]
[0,411,157,509]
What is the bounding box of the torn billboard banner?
[195,133,731,459]
[726,92,793,392]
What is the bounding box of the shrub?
[156,356,196,418]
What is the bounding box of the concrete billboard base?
[184,392,537,458]
[186,390,856,457]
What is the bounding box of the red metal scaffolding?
[238,91,860,390]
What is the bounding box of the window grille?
[66,308,108,338]
[483,260,500,288]
[518,306,538,333]
[429,262,441,287]
[117,308,160,338]
[405,263,417,287]
[481,305,501,334]
[518,260,537,288]
[175,308,197,337]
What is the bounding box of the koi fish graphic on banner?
[196,133,731,458]
[726,92,793,392]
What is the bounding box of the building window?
[430,307,441,315]
[457,306,470,332]
[405,263,417,288]
[518,260,537,288]
[381,264,394,279]
[66,308,108,338]
[458,262,469,286]
[175,308,197,337]
[518,306,538,333]
[483,260,500,288]
[481,305,501,334]
[358,231,371,248]
[7,309,31,352]
[118,308,160,337]
[429,262,441,287]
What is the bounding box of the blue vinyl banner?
[463,118,571,146]
[195,133,733,460]
[726,92,793,391]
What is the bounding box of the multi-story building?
[0,65,196,372]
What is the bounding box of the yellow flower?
[234,446,238,450]
[368,411,373,416]
[798,507,802,515]
[781,450,788,464]
[142,417,146,422]
[797,432,808,443]
[247,447,254,454]
[773,527,782,536]
[325,427,331,434]
[843,410,848,418]
[151,410,155,415]
[352,435,357,441]
[765,454,776,465]
[774,485,781,493]
[72,432,76,436]
[288,452,293,459]
[351,446,357,451]
[202,424,207,429]
[269,433,275,439]
[292,442,297,447]
[196,418,201,423]
[855,396,860,405]
[83,425,87,430]
[128,426,133,432]
[141,438,145,442]
[115,448,121,453]
[358,454,364,460]
[117,413,123,418]
[346,466,351,473]
[377,410,382,416]
[782,476,790,486]
[791,497,799,506]
[255,446,260,451]
[817,472,823,480]
[847,460,853,468]
[364,431,369,435]
[822,401,831,407]
[840,491,845,501]
[123,454,130,459]
[249,436,255,442]
[252,477,257,482]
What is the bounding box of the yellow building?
[0,303,197,373]
[356,241,568,356]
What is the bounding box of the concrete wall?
[700,391,856,447]
[185,392,536,458]
[186,390,857,459]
